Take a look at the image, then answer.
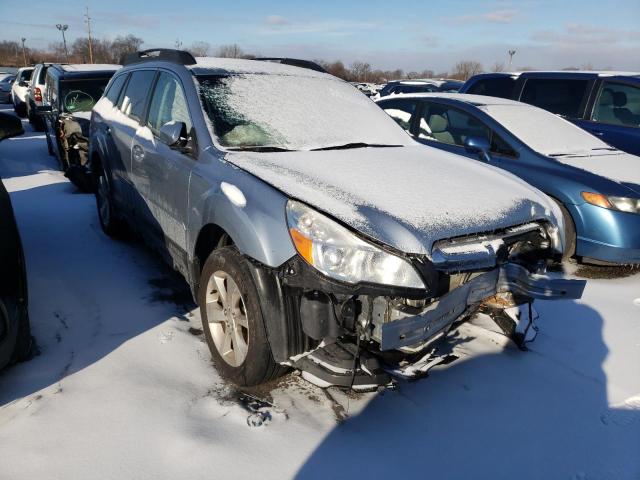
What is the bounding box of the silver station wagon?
[89,49,585,389]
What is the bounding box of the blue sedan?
[376,93,640,265]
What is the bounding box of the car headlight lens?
[582,192,640,214]
[286,200,425,289]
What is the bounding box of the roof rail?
[121,49,197,66]
[253,58,327,73]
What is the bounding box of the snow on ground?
[0,104,639,479]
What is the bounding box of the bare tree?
[350,61,372,82]
[189,41,211,57]
[491,62,506,72]
[451,60,483,80]
[110,35,143,63]
[216,44,245,58]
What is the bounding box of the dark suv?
[461,72,640,156]
[38,64,120,184]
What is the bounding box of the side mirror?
[19,81,28,87]
[159,121,186,148]
[464,136,491,162]
[0,112,24,142]
[36,105,52,114]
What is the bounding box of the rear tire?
[14,102,27,118]
[95,166,126,238]
[198,246,287,386]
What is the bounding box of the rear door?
[130,70,195,272]
[108,70,157,217]
[582,79,640,155]
[377,98,420,134]
[518,75,595,120]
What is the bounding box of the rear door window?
[379,99,417,132]
[466,77,517,99]
[592,81,640,128]
[105,74,128,106]
[520,78,590,118]
[119,70,156,123]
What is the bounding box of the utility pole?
[20,38,27,66]
[508,49,516,69]
[85,6,94,64]
[56,24,69,62]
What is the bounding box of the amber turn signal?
[289,228,314,265]
[582,192,612,209]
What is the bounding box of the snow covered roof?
[190,57,330,78]
[377,92,523,106]
[495,70,640,78]
[60,64,121,73]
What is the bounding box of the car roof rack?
[253,58,326,73]
[121,49,197,66]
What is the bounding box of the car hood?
[556,151,640,195]
[226,145,562,256]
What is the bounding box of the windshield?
[481,104,612,156]
[196,74,412,151]
[61,78,111,113]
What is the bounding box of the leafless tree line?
[0,37,599,82]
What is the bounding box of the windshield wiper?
[226,146,296,152]
[311,142,403,151]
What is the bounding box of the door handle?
[132,144,145,162]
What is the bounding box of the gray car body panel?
[90,58,564,290]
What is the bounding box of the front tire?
[553,199,577,260]
[198,247,287,386]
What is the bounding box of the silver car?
[89,49,585,388]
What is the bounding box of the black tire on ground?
[14,103,27,118]
[198,246,287,386]
[552,199,577,260]
[95,167,126,238]
[0,297,33,367]
[12,301,33,362]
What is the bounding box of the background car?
[0,74,16,103]
[89,49,583,388]
[461,71,640,156]
[377,93,640,265]
[38,63,120,185]
[10,67,34,117]
[0,112,32,370]
[374,79,463,99]
[25,63,56,131]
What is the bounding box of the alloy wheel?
[205,270,250,367]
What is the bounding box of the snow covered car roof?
[59,64,122,73]
[376,92,524,106]
[189,57,330,78]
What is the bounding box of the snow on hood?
[226,145,561,255]
[556,151,640,193]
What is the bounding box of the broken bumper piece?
[381,263,586,351]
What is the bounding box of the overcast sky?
[1,0,639,72]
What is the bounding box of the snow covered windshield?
[196,74,412,151]
[480,104,613,157]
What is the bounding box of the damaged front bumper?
[381,263,585,351]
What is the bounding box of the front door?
[131,70,195,272]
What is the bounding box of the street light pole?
[56,24,69,62]
[20,38,27,66]
[508,49,516,69]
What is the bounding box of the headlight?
[582,192,640,214]
[286,200,425,289]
